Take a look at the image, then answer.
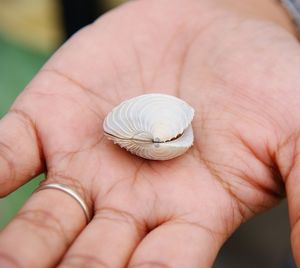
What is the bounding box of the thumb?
[278,135,300,266]
[0,110,43,197]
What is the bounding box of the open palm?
[1,1,300,267]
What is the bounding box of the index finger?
[0,110,43,196]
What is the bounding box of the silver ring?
[35,183,91,223]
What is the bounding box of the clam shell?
[103,93,194,160]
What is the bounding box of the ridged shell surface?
[103,93,194,160]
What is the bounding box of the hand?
[1,0,300,267]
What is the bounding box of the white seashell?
[103,93,195,160]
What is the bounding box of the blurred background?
[0,0,296,267]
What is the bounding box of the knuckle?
[60,254,111,268]
[0,143,15,197]
[0,251,21,268]
[10,109,37,140]
[15,209,67,244]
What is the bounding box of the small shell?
[103,93,195,160]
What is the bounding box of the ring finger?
[0,178,91,268]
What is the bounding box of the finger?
[128,220,224,268]
[0,181,90,268]
[285,163,300,266]
[59,208,145,268]
[0,110,43,196]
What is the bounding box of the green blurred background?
[0,1,296,267]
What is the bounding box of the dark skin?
[1,0,300,267]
